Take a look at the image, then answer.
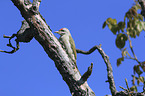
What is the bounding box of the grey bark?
[10,0,95,96]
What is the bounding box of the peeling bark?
[9,0,95,95]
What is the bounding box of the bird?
[54,28,77,65]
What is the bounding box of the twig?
[0,20,34,54]
[127,32,140,64]
[125,78,130,91]
[79,63,93,85]
[0,34,19,54]
[76,44,102,54]
[76,45,117,95]
[119,86,129,92]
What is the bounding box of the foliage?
[103,3,144,49]
[103,1,145,93]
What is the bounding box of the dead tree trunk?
[9,0,95,95]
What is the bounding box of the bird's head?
[54,28,70,36]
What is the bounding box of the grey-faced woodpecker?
[55,28,77,65]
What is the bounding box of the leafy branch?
[103,1,145,93]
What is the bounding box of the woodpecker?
[55,28,77,65]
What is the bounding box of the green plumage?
[69,35,77,59]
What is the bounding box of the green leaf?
[138,14,143,21]
[128,28,137,38]
[116,38,125,49]
[141,61,145,72]
[141,21,145,30]
[107,24,118,35]
[117,57,124,67]
[115,33,127,49]
[107,18,117,25]
[139,76,144,83]
[134,4,141,11]
[102,21,107,29]
[104,18,119,34]
[124,16,127,22]
[121,48,127,57]
[130,85,137,92]
[136,21,143,33]
[133,65,143,76]
[122,34,128,41]
[127,20,136,29]
[110,25,118,34]
[132,75,136,85]
[137,78,140,85]
[126,8,137,19]
[133,65,137,74]
[118,22,125,32]
[142,22,145,31]
[108,24,112,30]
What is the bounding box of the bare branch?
[77,45,117,95]
[95,45,117,95]
[127,32,140,64]
[10,0,95,95]
[0,20,34,54]
[76,44,102,54]
[79,63,93,85]
[0,34,19,54]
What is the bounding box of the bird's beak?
[54,31,65,34]
[54,31,60,34]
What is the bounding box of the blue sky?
[0,0,145,96]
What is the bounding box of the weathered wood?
[11,0,95,95]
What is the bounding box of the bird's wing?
[69,35,77,59]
